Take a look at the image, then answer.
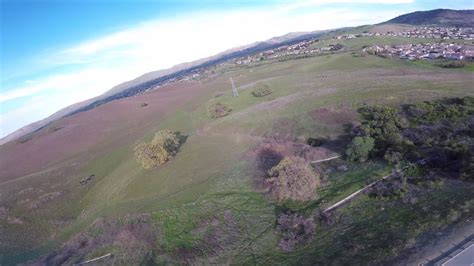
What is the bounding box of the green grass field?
[1,33,473,265]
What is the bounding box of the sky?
[0,0,472,138]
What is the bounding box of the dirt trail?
[323,170,400,213]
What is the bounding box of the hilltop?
[385,9,474,27]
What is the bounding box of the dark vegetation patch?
[208,102,232,118]
[346,96,474,179]
[437,60,466,69]
[34,214,155,265]
[249,140,332,175]
[307,137,326,147]
[277,213,315,251]
[367,174,407,200]
[80,175,95,186]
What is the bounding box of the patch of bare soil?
[248,140,334,173]
[31,214,155,265]
[29,191,63,209]
[253,93,303,112]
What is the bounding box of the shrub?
[134,130,183,169]
[266,156,320,201]
[252,82,272,97]
[208,102,232,118]
[307,137,326,147]
[345,136,375,162]
[277,213,315,251]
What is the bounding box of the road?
[429,234,474,266]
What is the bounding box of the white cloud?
[277,0,414,13]
[1,4,405,137]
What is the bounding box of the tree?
[134,130,183,169]
[345,136,375,162]
[266,156,320,201]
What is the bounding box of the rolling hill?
[1,9,473,265]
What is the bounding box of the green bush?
[384,149,403,165]
[307,137,326,147]
[134,130,183,169]
[345,136,375,162]
[252,82,272,97]
[208,102,232,118]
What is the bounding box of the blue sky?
[0,0,472,138]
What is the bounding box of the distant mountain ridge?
[386,9,474,27]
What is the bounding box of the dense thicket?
[346,97,474,178]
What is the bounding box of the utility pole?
[230,77,239,97]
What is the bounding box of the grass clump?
[134,130,184,169]
[252,82,272,97]
[208,102,232,118]
[267,156,320,202]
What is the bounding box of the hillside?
[386,9,474,27]
[0,31,323,145]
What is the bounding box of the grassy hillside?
[1,34,473,265]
